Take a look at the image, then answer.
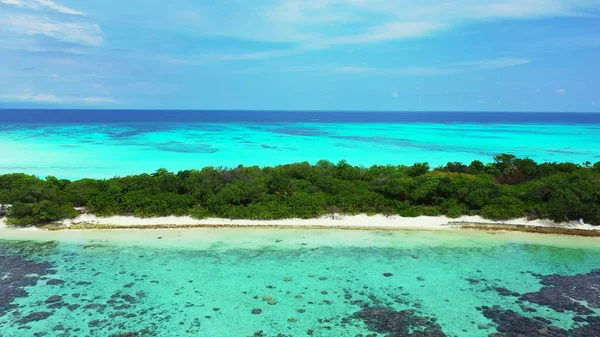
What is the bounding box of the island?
[1,154,599,234]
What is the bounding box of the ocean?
[0,110,599,179]
[1,229,599,337]
[1,110,600,337]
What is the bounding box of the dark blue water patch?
[107,130,144,138]
[332,136,415,144]
[332,135,444,151]
[100,123,180,139]
[258,144,296,151]
[99,123,238,141]
[79,138,102,144]
[153,141,218,154]
[335,142,360,149]
[2,110,600,124]
[544,149,590,155]
[243,124,330,137]
[510,148,551,158]
[0,124,20,132]
[424,127,510,139]
[427,126,563,136]
[482,128,564,136]
[182,125,237,134]
[269,127,330,136]
[1,126,103,141]
[330,136,498,157]
[465,135,508,140]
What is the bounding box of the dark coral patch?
[349,306,446,337]
[478,305,600,337]
[0,243,56,317]
[46,279,65,285]
[18,311,54,324]
[520,269,600,315]
[478,269,600,337]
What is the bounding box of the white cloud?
[232,57,530,76]
[156,56,194,65]
[454,58,532,70]
[556,89,567,95]
[35,0,84,15]
[264,1,362,24]
[0,92,62,102]
[216,50,298,61]
[338,65,457,76]
[391,91,399,98]
[192,0,600,48]
[330,21,442,45]
[0,92,117,103]
[157,49,299,64]
[1,14,103,46]
[80,96,117,103]
[151,1,599,62]
[336,58,531,76]
[0,68,63,79]
[228,65,330,75]
[1,0,84,15]
[1,0,36,9]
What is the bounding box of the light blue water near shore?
[1,121,599,179]
[1,229,599,337]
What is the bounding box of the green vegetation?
[1,155,599,226]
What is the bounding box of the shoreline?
[1,214,599,237]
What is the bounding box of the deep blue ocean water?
[2,109,600,124]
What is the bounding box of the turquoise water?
[1,122,599,179]
[1,229,599,336]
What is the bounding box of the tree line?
[0,154,599,226]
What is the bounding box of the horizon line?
[0,109,598,114]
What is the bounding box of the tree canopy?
[1,155,598,226]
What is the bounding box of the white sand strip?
[57,214,599,231]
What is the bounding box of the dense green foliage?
[1,155,599,226]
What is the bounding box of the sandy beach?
[54,213,597,230]
[1,214,598,239]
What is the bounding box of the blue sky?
[0,0,599,112]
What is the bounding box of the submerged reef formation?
[479,306,600,337]
[341,291,447,337]
[0,242,56,317]
[352,306,446,337]
[477,269,600,337]
[1,239,599,337]
[520,270,600,315]
[0,241,162,336]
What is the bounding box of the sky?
[0,0,599,112]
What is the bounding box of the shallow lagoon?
[1,228,599,336]
[1,121,599,179]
